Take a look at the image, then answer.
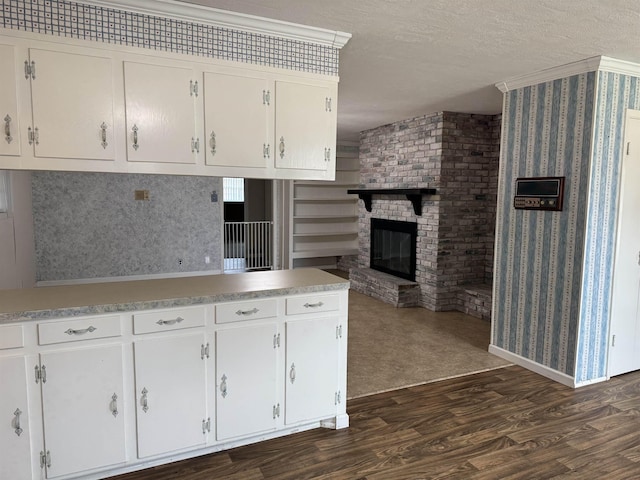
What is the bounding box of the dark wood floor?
[113,366,640,479]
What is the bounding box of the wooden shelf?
[293,231,358,237]
[293,196,357,202]
[294,214,359,220]
[292,248,359,259]
[347,188,437,215]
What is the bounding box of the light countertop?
[0,269,349,324]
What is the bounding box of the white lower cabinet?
[133,332,209,458]
[215,323,279,440]
[0,355,34,480]
[285,316,341,424]
[0,283,348,479]
[39,344,126,478]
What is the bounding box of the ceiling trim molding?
[81,0,352,48]
[598,56,640,77]
[496,56,640,93]
[495,56,602,92]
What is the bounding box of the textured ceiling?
[179,0,640,141]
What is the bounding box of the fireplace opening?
[370,218,417,281]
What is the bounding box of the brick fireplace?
[344,111,500,313]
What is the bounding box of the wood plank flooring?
[112,365,640,479]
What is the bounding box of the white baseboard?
[36,269,223,287]
[489,344,577,388]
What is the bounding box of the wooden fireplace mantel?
[346,188,437,215]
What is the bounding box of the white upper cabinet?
[203,71,270,168]
[275,81,334,172]
[28,48,115,160]
[0,44,20,157]
[0,355,33,480]
[124,61,198,164]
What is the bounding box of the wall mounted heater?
[514,177,565,211]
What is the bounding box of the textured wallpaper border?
[1,0,339,75]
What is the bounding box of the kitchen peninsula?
[0,268,349,480]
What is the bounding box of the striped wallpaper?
[492,72,595,377]
[576,72,640,384]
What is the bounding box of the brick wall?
[357,111,500,311]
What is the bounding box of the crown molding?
[598,56,640,77]
[496,55,640,93]
[495,56,602,93]
[80,0,351,48]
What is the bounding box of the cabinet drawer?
[38,315,122,345]
[215,298,277,324]
[0,324,24,349]
[133,306,205,334]
[286,294,339,315]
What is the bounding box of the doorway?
[608,110,640,377]
[222,178,274,272]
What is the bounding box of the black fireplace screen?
[370,218,417,281]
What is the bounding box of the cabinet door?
[0,355,33,480]
[134,332,207,458]
[275,81,332,171]
[124,62,196,164]
[285,316,340,424]
[29,48,115,160]
[0,44,20,156]
[216,323,278,440]
[203,72,269,167]
[40,344,126,478]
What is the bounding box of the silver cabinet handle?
[110,393,118,418]
[304,301,324,309]
[235,308,259,316]
[4,115,12,144]
[210,131,216,156]
[132,124,139,150]
[262,89,271,105]
[279,136,285,159]
[289,363,296,384]
[100,122,108,149]
[272,403,280,419]
[326,97,332,112]
[191,137,200,153]
[141,388,149,413]
[41,365,46,384]
[263,143,270,159]
[28,126,39,146]
[13,408,23,436]
[156,316,184,326]
[65,326,96,336]
[220,374,228,398]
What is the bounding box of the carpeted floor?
[346,288,511,399]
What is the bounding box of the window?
[0,171,9,213]
[223,177,244,202]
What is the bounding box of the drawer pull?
[304,301,324,309]
[141,388,149,413]
[156,316,184,326]
[13,408,23,436]
[289,363,296,384]
[235,308,259,316]
[65,326,97,336]
[132,124,139,150]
